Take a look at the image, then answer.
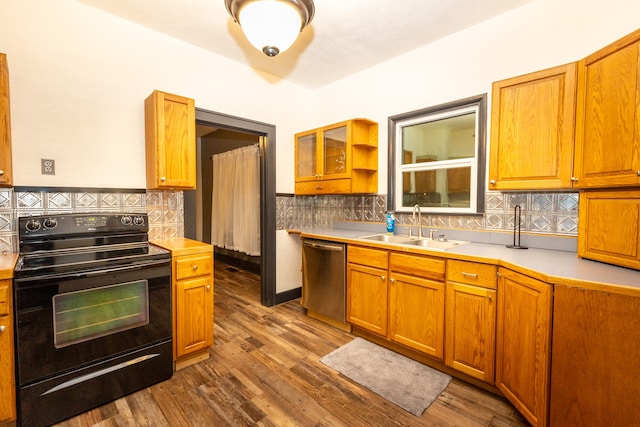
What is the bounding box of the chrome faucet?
[413,204,423,238]
[429,228,438,240]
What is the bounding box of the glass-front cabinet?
[294,119,378,195]
[322,125,348,178]
[295,131,318,180]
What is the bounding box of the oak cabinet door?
[0,280,16,422]
[489,63,577,190]
[389,272,444,359]
[347,263,388,336]
[145,90,196,189]
[0,53,13,188]
[578,190,640,270]
[574,29,640,188]
[550,285,640,427]
[176,275,214,358]
[496,268,552,427]
[445,282,495,383]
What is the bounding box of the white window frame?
[388,94,487,215]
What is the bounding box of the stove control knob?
[121,215,132,226]
[43,218,58,229]
[133,216,145,226]
[25,219,41,232]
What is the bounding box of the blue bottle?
[386,212,395,234]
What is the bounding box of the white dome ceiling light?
[225,0,315,57]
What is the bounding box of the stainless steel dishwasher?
[301,238,346,323]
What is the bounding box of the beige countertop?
[295,227,640,296]
[151,238,213,257]
[0,253,18,280]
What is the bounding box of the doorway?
[184,108,277,307]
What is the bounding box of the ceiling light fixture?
[225,0,315,57]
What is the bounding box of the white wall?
[3,0,639,193]
[309,0,640,194]
[2,0,640,295]
[0,0,313,189]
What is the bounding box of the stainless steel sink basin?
[403,238,469,250]
[359,234,468,250]
[360,234,415,244]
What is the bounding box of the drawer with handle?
[447,260,497,289]
[176,254,212,280]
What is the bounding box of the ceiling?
[77,0,534,89]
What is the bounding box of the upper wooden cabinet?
[574,29,640,188]
[145,90,196,190]
[0,53,13,188]
[294,119,378,195]
[489,62,577,190]
[578,189,640,270]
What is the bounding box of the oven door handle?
[14,258,170,283]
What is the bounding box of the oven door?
[13,259,173,426]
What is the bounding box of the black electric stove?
[13,213,173,427]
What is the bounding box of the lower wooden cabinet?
[496,268,552,427]
[550,285,640,427]
[445,260,497,383]
[152,239,214,370]
[388,252,445,359]
[347,246,389,336]
[347,246,446,360]
[175,254,214,360]
[0,278,15,423]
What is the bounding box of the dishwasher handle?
[303,240,345,252]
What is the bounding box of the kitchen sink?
[359,234,469,250]
[403,238,469,250]
[360,234,415,244]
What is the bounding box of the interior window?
[388,94,487,214]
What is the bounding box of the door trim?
[194,108,277,306]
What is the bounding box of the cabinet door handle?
[0,170,4,175]
[461,272,478,278]
[0,325,5,333]
[571,177,578,182]
[637,171,640,176]
[380,275,385,281]
[160,176,166,182]
[315,186,323,190]
[390,278,395,284]
[206,285,211,290]
[193,265,199,271]
[489,179,496,185]
[488,295,492,302]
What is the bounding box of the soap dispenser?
[386,211,395,235]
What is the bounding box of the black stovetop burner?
[14,212,170,279]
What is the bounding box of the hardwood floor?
[55,259,528,427]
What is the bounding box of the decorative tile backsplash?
[0,188,184,253]
[0,187,578,254]
[277,192,579,237]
